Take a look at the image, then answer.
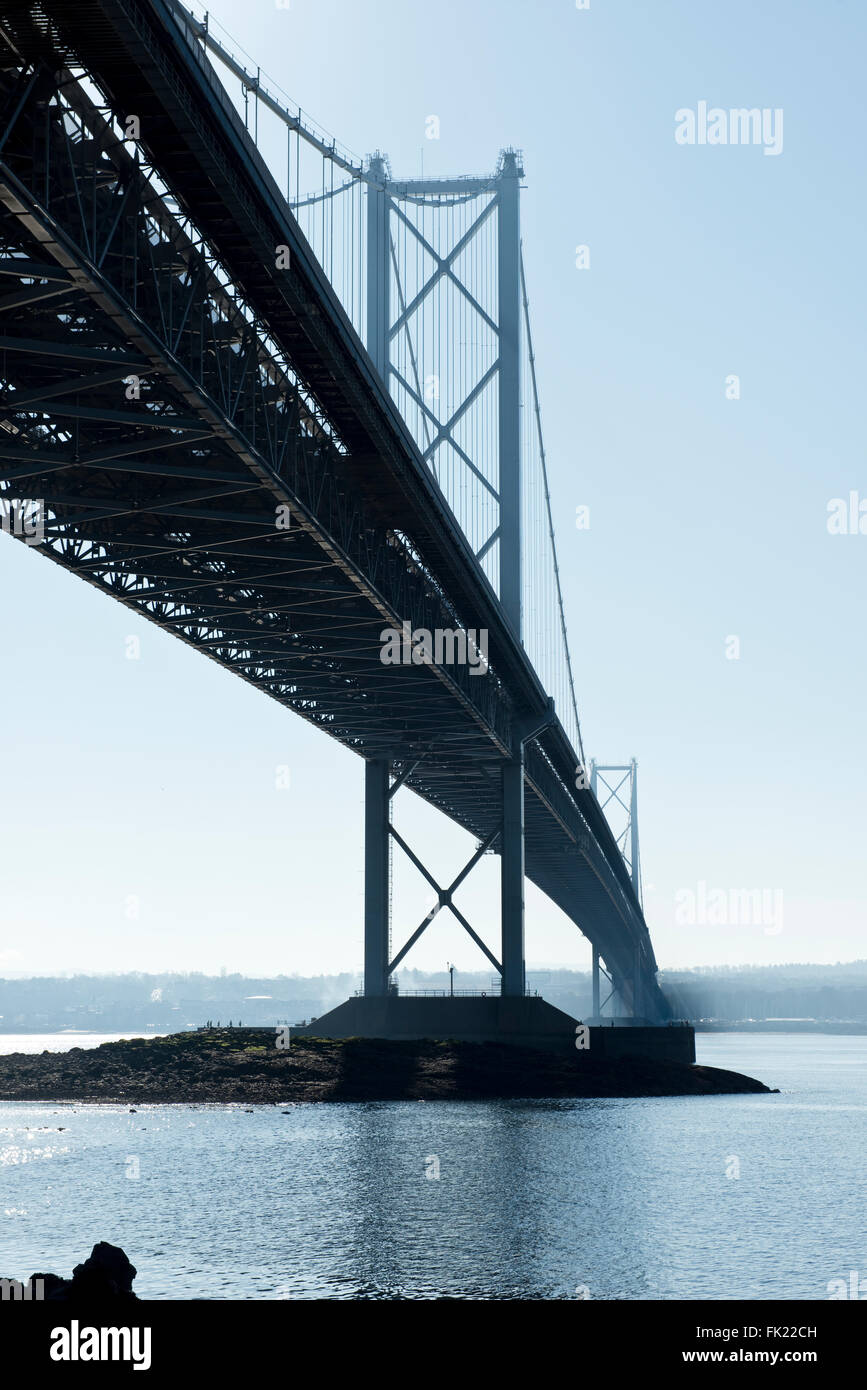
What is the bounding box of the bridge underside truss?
[0,0,667,1020]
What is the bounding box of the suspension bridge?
[0,0,686,1051]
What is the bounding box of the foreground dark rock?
[3,1241,138,1302]
[0,1029,773,1102]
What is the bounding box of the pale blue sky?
[1,0,864,977]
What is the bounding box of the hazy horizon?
[3,959,867,982]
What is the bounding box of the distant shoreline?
[3,1022,866,1036]
[0,1029,168,1037]
[694,1022,867,1034]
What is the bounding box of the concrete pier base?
[290,996,695,1064]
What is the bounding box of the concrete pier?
[290,995,695,1064]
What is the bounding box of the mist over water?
[0,1034,863,1300]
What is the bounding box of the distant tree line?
[2,963,867,1030]
[660,964,867,1022]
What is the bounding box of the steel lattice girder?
[0,0,667,1019]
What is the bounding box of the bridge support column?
[500,751,525,997]
[592,945,601,1018]
[364,759,391,997]
[497,149,522,636]
[366,153,390,381]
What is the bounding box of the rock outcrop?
[0,1029,775,1102]
[3,1241,137,1302]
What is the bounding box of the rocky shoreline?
[0,1028,774,1102]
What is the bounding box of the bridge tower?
[362,150,527,998]
[590,759,644,1018]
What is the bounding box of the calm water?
[1,1033,864,1300]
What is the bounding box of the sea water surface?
[0,1033,864,1300]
